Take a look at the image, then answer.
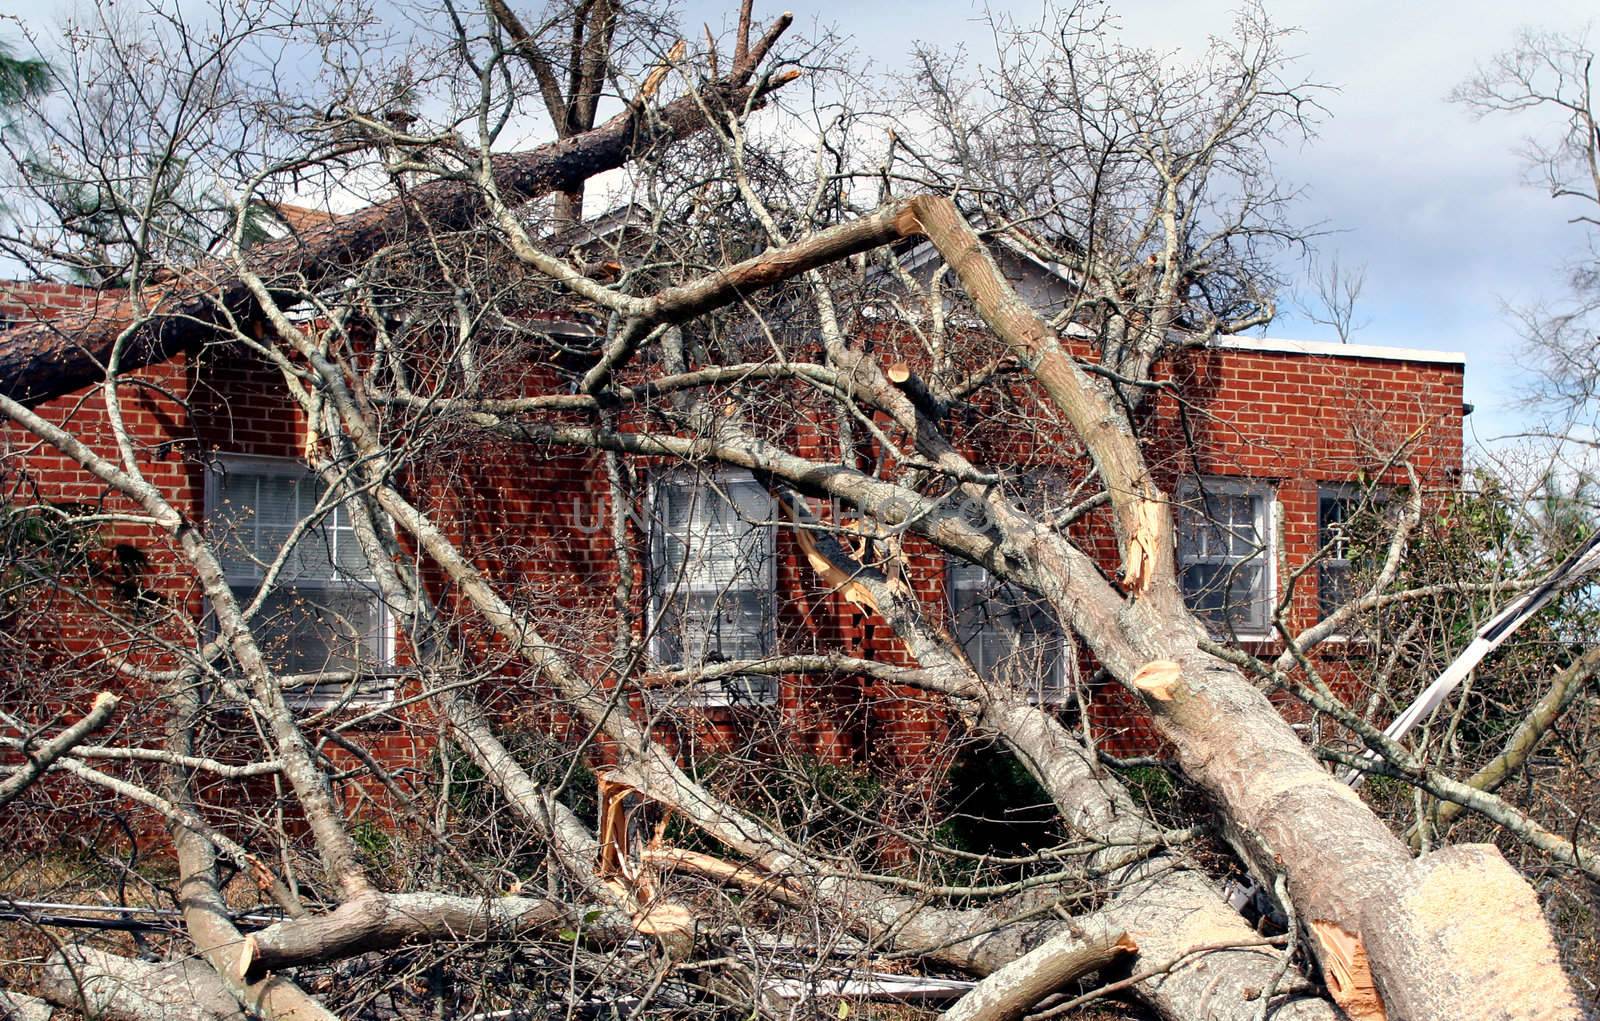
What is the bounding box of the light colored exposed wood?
[643,846,808,907]
[1311,920,1386,1021]
[780,494,907,616]
[236,937,255,985]
[593,774,698,955]
[1120,499,1167,597]
[1131,660,1182,702]
[596,775,634,881]
[1361,845,1583,1020]
[634,40,686,106]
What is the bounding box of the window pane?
[256,474,301,576]
[234,584,377,675]
[209,459,389,705]
[950,560,1066,699]
[651,476,775,703]
[1319,494,1352,560]
[213,473,258,575]
[1181,561,1265,631]
[1319,562,1353,620]
[1177,481,1270,633]
[1318,491,1357,620]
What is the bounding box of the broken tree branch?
[0,691,119,809]
[0,28,797,407]
[237,892,569,983]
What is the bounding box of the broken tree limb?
[34,946,244,1021]
[1119,499,1168,598]
[0,27,798,408]
[938,924,1134,1021]
[1429,646,1600,833]
[603,513,1338,1021]
[0,691,119,809]
[262,181,1577,1019]
[161,678,337,1021]
[900,195,1178,607]
[643,846,809,908]
[777,489,909,616]
[766,973,975,1004]
[237,892,569,984]
[895,194,1583,1018]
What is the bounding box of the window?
[648,473,777,706]
[206,457,391,707]
[949,560,1069,702]
[1318,487,1357,620]
[1176,478,1274,635]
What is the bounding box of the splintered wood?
[1311,920,1386,1021]
[781,495,906,616]
[1119,498,1167,596]
[595,776,637,884]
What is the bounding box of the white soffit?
[1210,335,1466,366]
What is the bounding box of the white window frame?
[645,470,778,708]
[947,559,1071,704]
[1175,476,1276,639]
[204,454,395,709]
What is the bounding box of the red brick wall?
[0,281,1466,801]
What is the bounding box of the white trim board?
[1210,335,1466,365]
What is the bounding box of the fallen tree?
[0,1,1591,1019]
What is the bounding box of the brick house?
[0,262,1467,799]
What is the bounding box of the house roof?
[264,202,342,236]
[889,238,1468,368]
[1212,335,1466,366]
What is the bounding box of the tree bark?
[0,990,54,1021]
[34,946,245,1021]
[161,679,340,1021]
[238,892,569,983]
[0,691,118,809]
[938,924,1134,1021]
[899,193,1584,1020]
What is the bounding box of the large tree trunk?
[901,194,1583,1020]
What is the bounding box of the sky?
[8,0,1598,451]
[672,0,1598,449]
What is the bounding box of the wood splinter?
[1119,499,1167,597]
[1310,919,1386,1021]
